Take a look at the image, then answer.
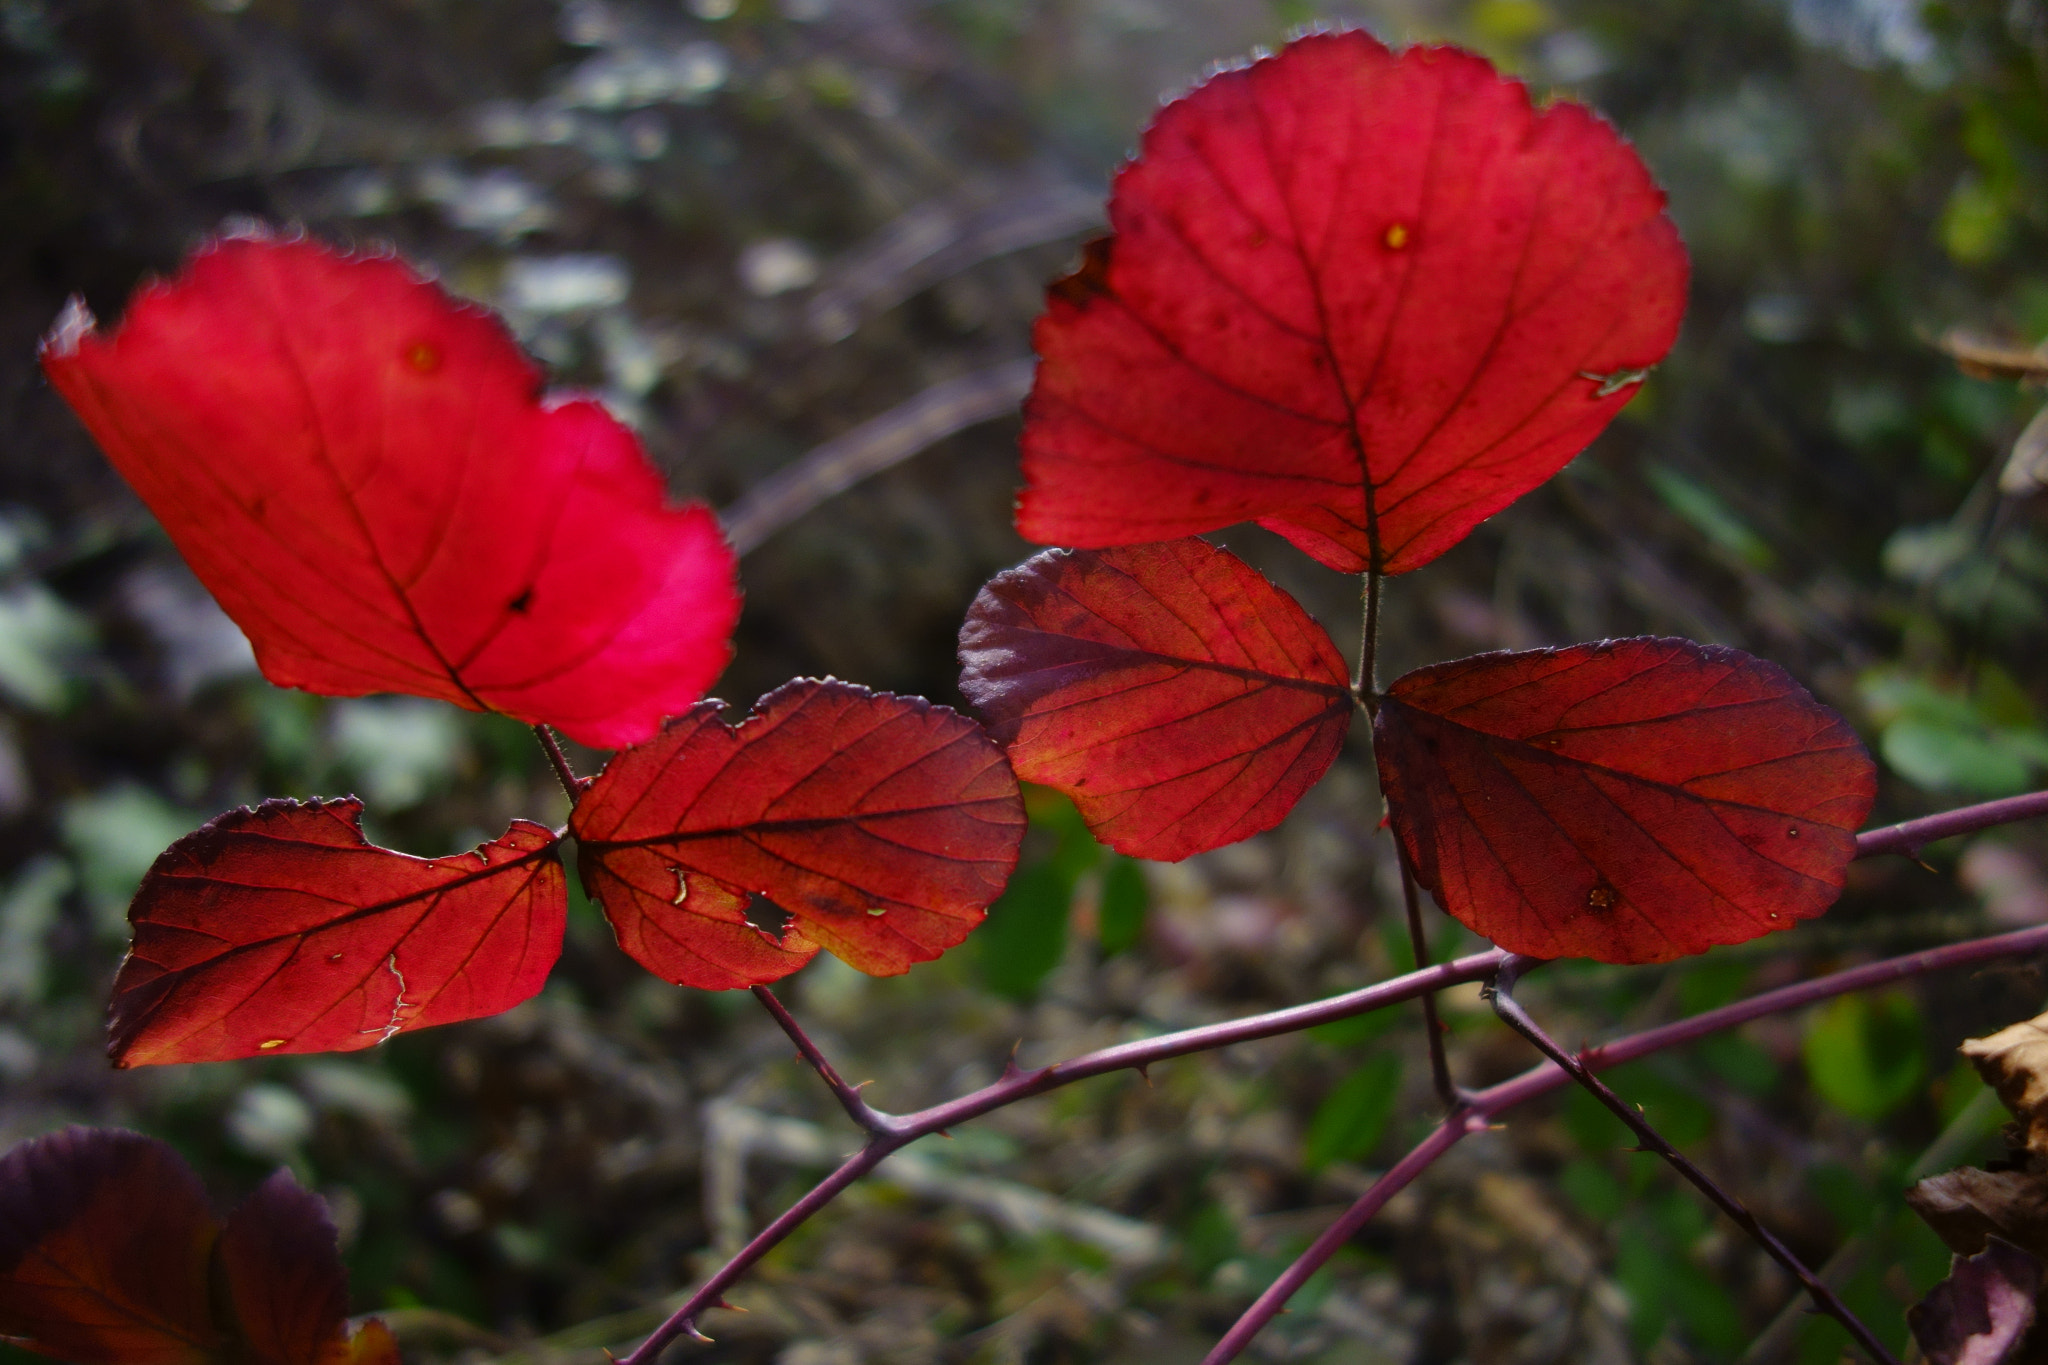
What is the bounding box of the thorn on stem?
[714,1299,746,1313]
[1135,1061,1151,1085]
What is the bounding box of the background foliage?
[5,0,2048,1360]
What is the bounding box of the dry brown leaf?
[1965,1012,2048,1157]
[1938,329,2048,383]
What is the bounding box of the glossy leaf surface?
[42,235,739,748]
[574,678,1025,987]
[1375,638,1875,963]
[1018,32,1687,574]
[959,539,1351,860]
[110,799,566,1067]
[0,1129,220,1365]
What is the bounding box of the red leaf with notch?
[958,538,1352,860]
[41,234,738,749]
[215,1173,351,1365]
[0,1129,221,1365]
[1018,32,1687,575]
[109,799,566,1067]
[573,678,1025,987]
[1374,638,1876,964]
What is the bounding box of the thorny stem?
[532,725,582,804]
[624,788,2048,1365]
[1396,848,1460,1111]
[1486,955,1902,1365]
[1856,788,2048,859]
[1208,919,2048,1362]
[1199,1119,1473,1365]
[750,985,886,1134]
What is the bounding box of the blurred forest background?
[5,0,2048,1361]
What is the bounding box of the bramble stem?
[750,985,887,1134]
[1486,955,1901,1365]
[1355,569,1384,708]
[1200,919,2048,1361]
[1855,788,2048,858]
[625,788,2048,1365]
[1200,1115,1475,1365]
[532,725,582,803]
[1397,850,1460,1110]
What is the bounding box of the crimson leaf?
[573,678,1025,987]
[41,234,738,749]
[1375,638,1876,964]
[1018,32,1688,575]
[109,799,566,1067]
[958,539,1352,860]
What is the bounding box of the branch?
[627,788,2048,1364]
[617,951,1505,1364]
[1855,789,2048,858]
[719,360,1036,555]
[1487,955,1900,1365]
[1199,1117,1473,1365]
[1397,848,1460,1110]
[532,725,582,804]
[1204,919,2048,1361]
[750,985,887,1134]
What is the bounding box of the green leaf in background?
[974,860,1072,1001]
[1096,855,1148,956]
[59,785,201,936]
[1803,992,1924,1121]
[1859,665,2048,796]
[975,787,1104,1000]
[1303,1053,1402,1171]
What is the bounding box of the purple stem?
[625,789,2048,1365]
[1397,847,1460,1110]
[751,985,885,1133]
[1203,919,2048,1362]
[1855,789,2048,858]
[531,725,582,804]
[1198,1116,1476,1365]
[1488,955,1899,1365]
[615,951,1506,1365]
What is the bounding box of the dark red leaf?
[109,799,566,1066]
[0,1128,221,1365]
[573,679,1025,987]
[958,539,1352,860]
[1018,32,1687,575]
[1374,638,1875,964]
[215,1173,350,1365]
[41,234,738,749]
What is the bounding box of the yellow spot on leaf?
[1384,223,1410,250]
[259,1039,285,1050]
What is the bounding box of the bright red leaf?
[1374,637,1876,964]
[0,1129,394,1365]
[0,1129,220,1365]
[109,799,566,1067]
[41,234,738,749]
[573,678,1025,987]
[1017,32,1687,575]
[958,538,1352,860]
